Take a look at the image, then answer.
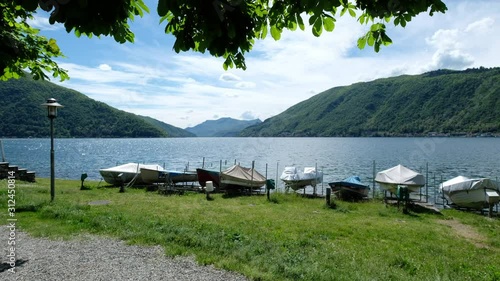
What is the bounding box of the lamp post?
[41,98,63,202]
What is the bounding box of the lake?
[3,137,500,191]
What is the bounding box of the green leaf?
[135,0,150,13]
[357,37,366,49]
[297,14,305,31]
[348,9,356,18]
[270,25,281,40]
[323,17,335,32]
[367,32,375,46]
[312,18,322,37]
[157,0,168,17]
[340,7,347,16]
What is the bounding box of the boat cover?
[280,166,323,182]
[439,176,500,194]
[222,164,266,182]
[101,163,163,173]
[330,176,368,188]
[375,164,425,190]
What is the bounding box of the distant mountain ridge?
[186,117,262,137]
[139,116,196,137]
[240,67,500,137]
[0,76,192,138]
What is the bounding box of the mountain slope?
[186,117,262,137]
[240,67,500,137]
[139,115,195,137]
[0,76,180,138]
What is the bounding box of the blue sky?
[30,0,500,129]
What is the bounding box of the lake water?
[2,137,500,195]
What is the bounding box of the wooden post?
[202,157,205,168]
[0,139,5,162]
[372,160,376,199]
[326,187,331,207]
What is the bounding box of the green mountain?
[0,76,188,138]
[138,115,196,137]
[186,117,262,137]
[240,67,500,137]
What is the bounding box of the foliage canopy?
[1,0,447,80]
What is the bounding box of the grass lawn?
[1,178,499,280]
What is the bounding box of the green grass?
[1,178,500,281]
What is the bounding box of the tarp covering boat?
[375,164,425,193]
[280,166,323,191]
[328,176,370,199]
[439,176,500,209]
[220,164,266,188]
[99,163,163,185]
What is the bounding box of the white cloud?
[465,17,494,32]
[219,73,241,82]
[241,111,257,120]
[98,64,112,71]
[28,16,61,31]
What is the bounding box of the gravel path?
[0,225,248,281]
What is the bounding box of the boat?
[439,176,500,209]
[375,164,425,194]
[196,168,221,188]
[99,163,163,185]
[280,166,323,191]
[328,176,370,200]
[220,164,266,189]
[140,167,198,184]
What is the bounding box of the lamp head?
[41,98,63,118]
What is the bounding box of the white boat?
[140,167,198,184]
[220,164,266,189]
[280,166,323,191]
[439,176,500,209]
[375,164,425,194]
[99,163,163,185]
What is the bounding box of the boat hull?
[444,188,500,209]
[196,168,221,188]
[141,168,198,184]
[328,182,369,200]
[99,163,163,185]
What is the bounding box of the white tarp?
[280,166,323,183]
[439,176,499,194]
[375,164,425,192]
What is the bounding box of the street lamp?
[41,98,63,202]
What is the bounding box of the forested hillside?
[240,67,500,137]
[0,76,185,138]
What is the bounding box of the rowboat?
[140,167,198,184]
[99,163,163,185]
[328,176,370,200]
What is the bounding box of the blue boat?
[328,176,370,200]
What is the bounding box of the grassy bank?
[1,178,499,280]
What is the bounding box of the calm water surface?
[3,138,500,189]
